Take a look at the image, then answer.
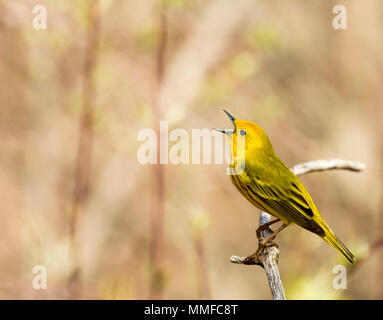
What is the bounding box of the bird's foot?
[260,238,278,249]
[243,239,279,265]
[255,218,280,238]
[243,249,262,265]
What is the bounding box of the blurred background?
[1,0,382,299]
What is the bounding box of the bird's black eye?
[239,129,246,136]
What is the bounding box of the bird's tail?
[323,231,355,264]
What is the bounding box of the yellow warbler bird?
[216,110,355,264]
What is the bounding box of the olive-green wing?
[247,176,325,236]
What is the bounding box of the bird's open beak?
[223,109,236,126]
[214,128,229,134]
[214,109,236,134]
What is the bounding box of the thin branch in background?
[190,212,211,299]
[149,2,168,299]
[230,158,365,300]
[69,0,101,296]
[193,234,211,299]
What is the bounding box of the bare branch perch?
[230,158,365,300]
[291,159,365,176]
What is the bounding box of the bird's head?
[215,109,272,157]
